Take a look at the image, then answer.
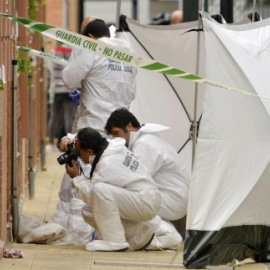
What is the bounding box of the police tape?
[17,46,68,66]
[1,12,269,100]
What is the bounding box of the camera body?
[57,143,78,166]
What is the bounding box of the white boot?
[85,240,129,251]
[124,216,161,251]
[146,220,183,250]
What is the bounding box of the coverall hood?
[129,124,169,149]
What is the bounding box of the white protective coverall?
[129,124,190,221]
[72,138,161,251]
[62,38,137,136]
[52,163,95,245]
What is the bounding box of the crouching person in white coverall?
[105,108,190,250]
[65,127,161,251]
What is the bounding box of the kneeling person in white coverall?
[105,108,190,221]
[65,127,161,251]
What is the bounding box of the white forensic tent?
[116,16,206,174]
[184,12,270,268]
[115,11,270,269]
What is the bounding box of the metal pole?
[204,0,208,12]
[252,0,257,22]
[220,0,234,23]
[189,0,203,168]
[132,0,138,20]
[11,59,19,242]
[94,260,184,268]
[183,0,199,22]
[115,0,122,30]
[40,47,46,171]
[78,0,84,33]
[28,59,35,199]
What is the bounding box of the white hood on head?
[103,138,126,156]
[129,124,169,149]
[140,124,169,133]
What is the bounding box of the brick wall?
[45,0,79,52]
[0,0,14,248]
[0,0,45,254]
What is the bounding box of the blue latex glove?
[68,88,81,106]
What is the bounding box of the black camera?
[57,143,78,166]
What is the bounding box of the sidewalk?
[0,150,269,270]
[0,150,185,270]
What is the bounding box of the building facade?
[0,0,46,253]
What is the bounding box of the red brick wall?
[0,0,14,246]
[45,0,79,51]
[0,0,78,254]
[0,0,46,253]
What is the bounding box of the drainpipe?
[78,0,84,33]
[116,0,121,30]
[132,0,138,20]
[28,59,35,199]
[40,48,46,171]
[11,59,19,242]
[220,0,234,23]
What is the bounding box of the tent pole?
[171,1,204,262]
[191,3,203,168]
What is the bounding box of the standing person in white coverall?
[62,19,137,136]
[65,127,161,251]
[105,108,190,220]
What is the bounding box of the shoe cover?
[18,214,42,243]
[85,240,129,251]
[146,220,183,250]
[125,215,161,251]
[21,223,67,244]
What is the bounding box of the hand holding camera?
[57,143,80,178]
[65,159,80,178]
[59,137,73,152]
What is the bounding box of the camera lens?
[57,153,69,165]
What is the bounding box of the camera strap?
[89,138,109,179]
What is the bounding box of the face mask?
[89,155,95,164]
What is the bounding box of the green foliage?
[17,52,33,75]
[29,0,46,20]
[0,79,4,91]
[29,0,38,20]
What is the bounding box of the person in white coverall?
[52,16,99,245]
[62,19,137,136]
[55,17,137,244]
[65,127,161,251]
[105,108,190,221]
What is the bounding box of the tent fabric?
[184,12,270,268]
[117,16,206,174]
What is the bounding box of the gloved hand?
[68,88,81,106]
